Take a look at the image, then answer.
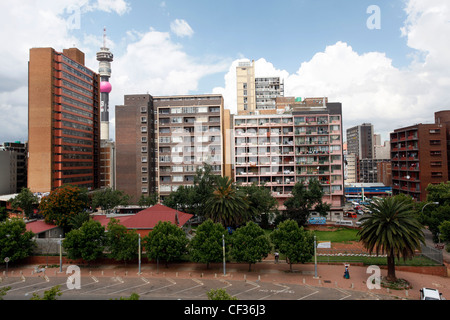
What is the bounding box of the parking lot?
[1,273,389,300]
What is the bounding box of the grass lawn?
[312,227,360,243]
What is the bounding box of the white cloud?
[214,1,450,142]
[170,19,194,38]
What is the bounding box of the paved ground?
[1,258,449,301]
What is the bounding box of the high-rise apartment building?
[28,47,100,193]
[234,97,344,215]
[236,61,256,115]
[255,77,284,111]
[236,60,284,115]
[346,123,374,159]
[2,141,27,192]
[115,94,230,203]
[390,111,450,201]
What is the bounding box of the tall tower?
[97,27,113,140]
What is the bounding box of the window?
[141,126,147,133]
[172,175,183,182]
[141,116,147,123]
[141,156,147,163]
[141,137,147,143]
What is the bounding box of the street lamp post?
[422,202,439,214]
[138,234,141,274]
[222,234,226,276]
[313,235,318,279]
[59,234,62,273]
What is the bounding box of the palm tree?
[204,176,249,227]
[357,196,425,282]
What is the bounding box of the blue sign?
[308,217,326,225]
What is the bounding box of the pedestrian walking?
[274,252,279,264]
[343,263,350,279]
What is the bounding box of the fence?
[33,238,66,255]
[420,244,443,265]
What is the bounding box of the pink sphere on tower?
[100,81,112,93]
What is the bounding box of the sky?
[1,0,450,143]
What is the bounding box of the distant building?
[28,47,100,193]
[1,141,27,192]
[234,97,344,218]
[0,150,17,195]
[115,94,231,203]
[236,60,284,115]
[390,110,450,201]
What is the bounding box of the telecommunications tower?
[96,27,113,140]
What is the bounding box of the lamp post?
[222,234,226,276]
[138,234,141,274]
[59,234,62,273]
[422,202,439,214]
[313,235,318,279]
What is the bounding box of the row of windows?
[62,79,93,97]
[62,96,95,112]
[62,88,93,105]
[61,55,94,77]
[61,71,93,91]
[61,63,93,84]
[62,112,93,125]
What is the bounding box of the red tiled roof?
[121,204,193,229]
[92,204,193,230]
[92,214,131,227]
[26,220,58,234]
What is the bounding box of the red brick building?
[390,111,450,201]
[28,47,100,193]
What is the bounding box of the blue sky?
[1,0,450,143]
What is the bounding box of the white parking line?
[108,277,151,295]
[335,288,352,300]
[81,277,124,294]
[233,280,260,297]
[258,283,291,300]
[24,281,68,296]
[139,278,176,295]
[7,278,51,293]
[169,278,203,295]
[297,290,319,300]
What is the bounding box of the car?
[420,288,445,300]
[346,211,357,218]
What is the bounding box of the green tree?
[0,286,11,300]
[357,196,425,281]
[105,218,139,263]
[31,285,62,300]
[63,220,106,263]
[0,207,8,222]
[69,211,91,230]
[91,187,130,213]
[207,288,237,300]
[270,219,314,272]
[438,220,450,244]
[163,185,197,214]
[138,193,159,208]
[10,188,39,219]
[164,163,220,217]
[39,184,89,231]
[143,221,188,267]
[0,218,35,263]
[238,184,278,227]
[419,182,450,242]
[189,219,228,269]
[230,221,271,271]
[205,176,250,227]
[282,179,330,227]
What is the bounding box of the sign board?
[317,241,331,249]
[308,217,326,225]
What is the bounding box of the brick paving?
[3,257,449,300]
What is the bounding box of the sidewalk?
[3,258,449,300]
